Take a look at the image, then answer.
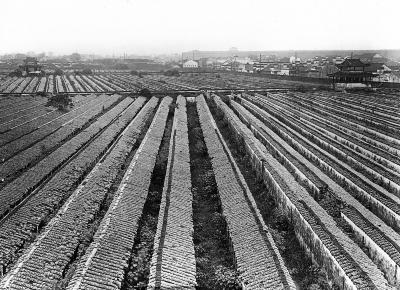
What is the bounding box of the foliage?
[37,91,49,97]
[213,265,242,289]
[82,68,93,75]
[73,68,93,75]
[54,68,64,75]
[139,88,152,98]
[163,69,180,77]
[9,69,23,77]
[130,70,139,76]
[114,63,129,70]
[295,85,307,93]
[46,94,74,112]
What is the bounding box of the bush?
[82,68,93,75]
[54,68,64,75]
[46,94,73,112]
[130,70,139,76]
[164,69,180,77]
[139,88,152,98]
[114,63,129,70]
[295,85,307,93]
[9,69,23,77]
[37,91,49,97]
[214,265,241,289]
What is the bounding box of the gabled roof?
[337,58,367,68]
[183,60,198,66]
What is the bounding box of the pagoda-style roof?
[336,58,367,68]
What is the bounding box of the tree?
[114,63,129,70]
[139,88,152,98]
[9,69,23,77]
[46,94,73,112]
[164,69,180,77]
[130,70,139,76]
[81,68,93,75]
[71,53,81,62]
[54,68,64,75]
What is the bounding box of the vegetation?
[139,88,152,98]
[54,68,64,75]
[163,69,180,77]
[0,72,398,289]
[82,68,93,75]
[46,94,74,111]
[130,70,139,76]
[9,69,23,77]
[114,63,129,70]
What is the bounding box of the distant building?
[253,61,274,71]
[197,58,208,68]
[183,60,198,69]
[365,63,385,74]
[320,64,338,78]
[332,56,344,64]
[260,62,293,75]
[221,60,238,71]
[19,57,42,75]
[206,59,214,68]
[328,58,375,89]
[278,67,290,75]
[373,71,400,83]
[221,58,253,73]
[370,64,400,83]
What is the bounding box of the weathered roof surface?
[337,58,367,68]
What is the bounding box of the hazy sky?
[1,0,399,55]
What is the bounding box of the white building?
[278,68,290,75]
[183,60,198,68]
[373,72,400,83]
[333,56,344,64]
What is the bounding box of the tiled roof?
[337,58,367,68]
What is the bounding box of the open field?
[0,73,322,94]
[0,73,399,289]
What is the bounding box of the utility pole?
[235,55,237,72]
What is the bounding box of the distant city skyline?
[1,0,400,55]
[2,49,400,62]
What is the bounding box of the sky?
[1,0,399,55]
